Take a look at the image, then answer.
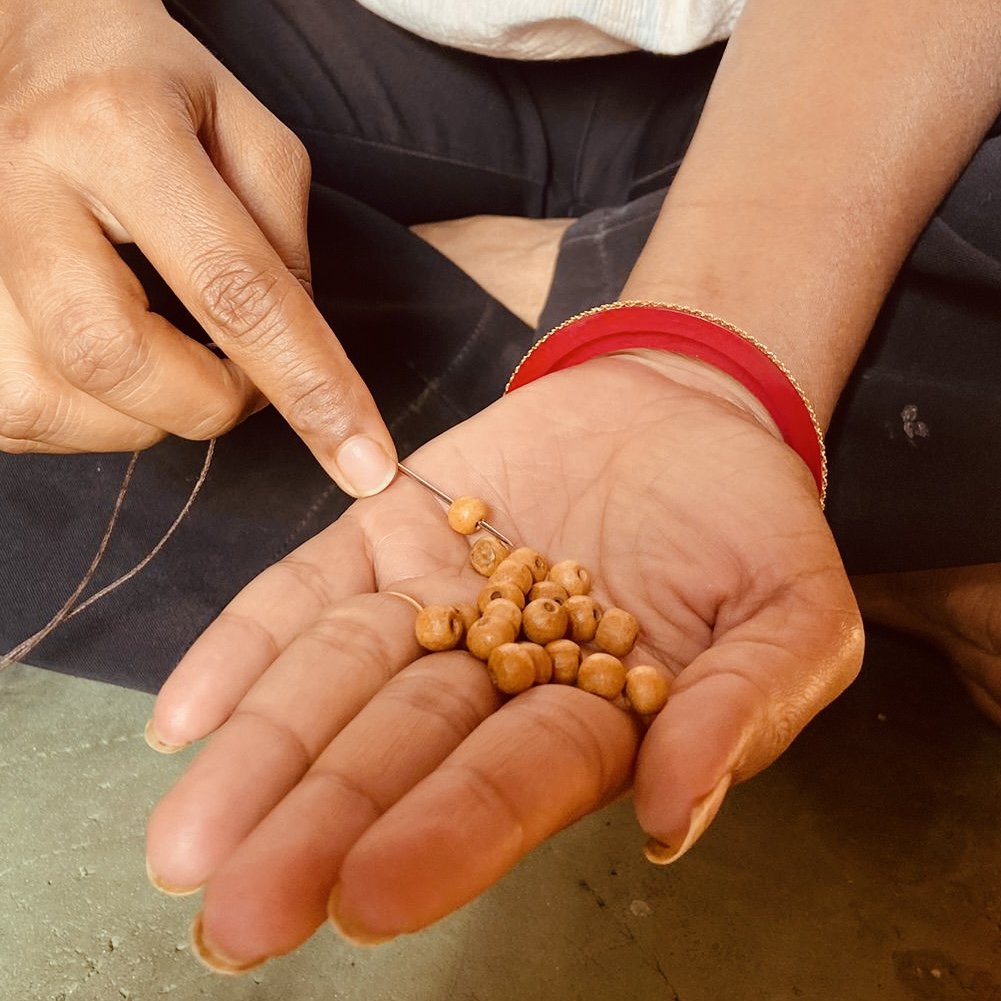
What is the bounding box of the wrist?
[618,272,853,432]
[505,301,827,504]
[613,348,782,442]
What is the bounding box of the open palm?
[146,355,863,970]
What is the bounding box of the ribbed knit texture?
[355,0,745,58]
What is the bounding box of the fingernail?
[644,773,732,866]
[334,435,397,498]
[143,719,187,754]
[145,856,201,897]
[328,884,395,947]
[189,912,268,975]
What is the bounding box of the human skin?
[3,0,997,972]
[142,0,1001,969]
[148,354,864,964]
[0,0,397,496]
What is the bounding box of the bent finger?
[0,359,164,453]
[0,194,260,438]
[89,125,396,496]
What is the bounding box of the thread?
[1,439,216,670]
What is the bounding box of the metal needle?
[396,462,515,549]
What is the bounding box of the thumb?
[633,599,864,864]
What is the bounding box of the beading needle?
[396,462,515,549]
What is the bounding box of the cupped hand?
[146,355,863,970]
[0,0,395,495]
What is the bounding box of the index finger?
[87,126,397,497]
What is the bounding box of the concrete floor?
[2,626,1000,1001]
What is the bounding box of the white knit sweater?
[356,0,746,59]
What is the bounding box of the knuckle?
[174,376,249,440]
[280,128,312,183]
[131,424,168,451]
[181,399,245,441]
[193,255,291,346]
[54,308,146,394]
[0,371,56,441]
[62,72,171,137]
[281,370,351,440]
[261,119,311,190]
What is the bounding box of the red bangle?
[505,302,827,504]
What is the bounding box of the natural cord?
[0,438,216,670]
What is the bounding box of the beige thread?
[384,590,424,613]
[1,439,216,670]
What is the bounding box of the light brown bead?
[595,607,639,657]
[454,602,480,632]
[477,581,526,613]
[519,642,553,684]
[489,558,534,595]
[481,597,522,634]
[564,594,603,644]
[545,638,581,685]
[508,547,549,583]
[469,536,510,577]
[577,652,626,700]
[447,495,489,535]
[414,604,465,652]
[486,643,536,695]
[625,665,672,715]
[521,598,570,645]
[529,580,569,605]
[548,559,591,597]
[466,616,517,661]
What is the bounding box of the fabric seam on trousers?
[295,126,545,188]
[559,204,664,247]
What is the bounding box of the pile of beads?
[413,496,671,718]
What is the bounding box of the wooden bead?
[470,536,510,577]
[414,604,465,652]
[564,594,602,643]
[545,638,581,685]
[521,598,570,645]
[625,665,671,715]
[577,653,626,700]
[486,643,536,694]
[595,607,639,657]
[490,558,534,595]
[529,580,569,604]
[477,581,526,613]
[519,642,553,684]
[509,546,549,583]
[466,616,517,660]
[448,495,488,535]
[548,560,591,597]
[454,602,480,631]
[481,597,522,634]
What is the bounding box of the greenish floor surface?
[2,627,1000,1001]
